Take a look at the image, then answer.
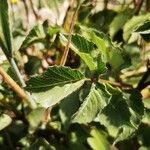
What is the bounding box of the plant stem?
[10,58,26,87]
[22,0,29,31]
[29,0,38,20]
[99,79,132,89]
[10,58,37,108]
[0,66,27,100]
[146,0,150,12]
[60,1,81,66]
[133,0,144,15]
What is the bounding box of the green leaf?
[47,26,60,37]
[20,24,46,50]
[79,26,131,70]
[60,34,97,71]
[109,9,132,38]
[26,66,85,92]
[78,26,107,62]
[0,0,12,57]
[134,20,150,34]
[0,114,12,130]
[87,128,110,150]
[29,138,55,150]
[32,79,85,108]
[97,85,144,143]
[123,13,150,41]
[72,83,111,123]
[59,88,80,130]
[134,20,150,42]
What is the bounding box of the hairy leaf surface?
[20,24,46,50]
[26,66,85,92]
[72,83,111,123]
[60,33,97,71]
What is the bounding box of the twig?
[60,1,81,66]
[0,66,28,101]
[120,66,147,79]
[146,0,150,12]
[29,0,39,20]
[9,58,37,108]
[42,107,52,123]
[10,58,26,88]
[104,0,108,9]
[99,79,132,89]
[63,0,74,30]
[22,0,29,31]
[140,38,146,63]
[137,60,150,90]
[133,0,144,15]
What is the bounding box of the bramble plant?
[0,0,150,149]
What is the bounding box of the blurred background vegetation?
[0,0,150,149]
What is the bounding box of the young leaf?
[72,83,111,123]
[0,0,12,58]
[123,13,150,41]
[26,66,85,92]
[60,33,97,71]
[20,24,46,50]
[87,128,111,150]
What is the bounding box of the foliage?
[0,0,150,149]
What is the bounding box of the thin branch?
[9,58,37,108]
[140,81,150,90]
[137,60,150,90]
[42,107,52,123]
[104,0,108,10]
[0,66,28,100]
[10,58,26,88]
[99,79,133,89]
[120,66,147,79]
[22,0,29,31]
[60,1,81,66]
[133,0,144,15]
[146,0,150,12]
[29,0,39,20]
